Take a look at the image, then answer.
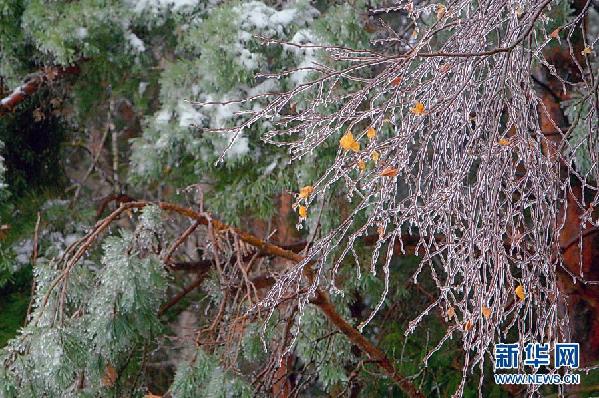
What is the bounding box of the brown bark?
[0,65,80,116]
[78,201,424,398]
[270,193,298,398]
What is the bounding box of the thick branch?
[77,201,424,398]
[311,289,423,397]
[0,65,80,116]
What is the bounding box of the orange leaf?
[298,205,308,219]
[464,319,473,331]
[357,159,366,172]
[144,395,162,398]
[377,225,385,237]
[380,167,398,177]
[391,76,402,87]
[498,138,510,146]
[340,131,360,152]
[515,285,525,301]
[550,28,560,39]
[410,102,426,116]
[482,306,492,319]
[447,306,456,319]
[299,185,314,199]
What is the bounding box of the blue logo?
[555,343,579,369]
[523,343,550,368]
[494,342,580,370]
[494,342,581,386]
[495,343,519,369]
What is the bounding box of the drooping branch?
[0,65,80,116]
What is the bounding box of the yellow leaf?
[377,225,385,237]
[498,138,510,146]
[367,126,377,140]
[299,185,314,199]
[357,159,366,172]
[380,167,398,177]
[340,131,360,152]
[298,205,308,219]
[410,102,426,116]
[437,4,446,20]
[447,306,456,319]
[101,364,117,387]
[582,46,593,56]
[515,285,525,301]
[482,306,492,319]
[371,150,380,162]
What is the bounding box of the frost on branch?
[0,206,169,396]
[203,0,599,394]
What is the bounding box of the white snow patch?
[288,29,320,85]
[238,48,260,70]
[248,78,279,97]
[127,0,200,14]
[226,135,250,159]
[201,93,241,128]
[177,100,205,127]
[155,109,172,124]
[236,1,319,37]
[269,9,297,26]
[126,32,146,53]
